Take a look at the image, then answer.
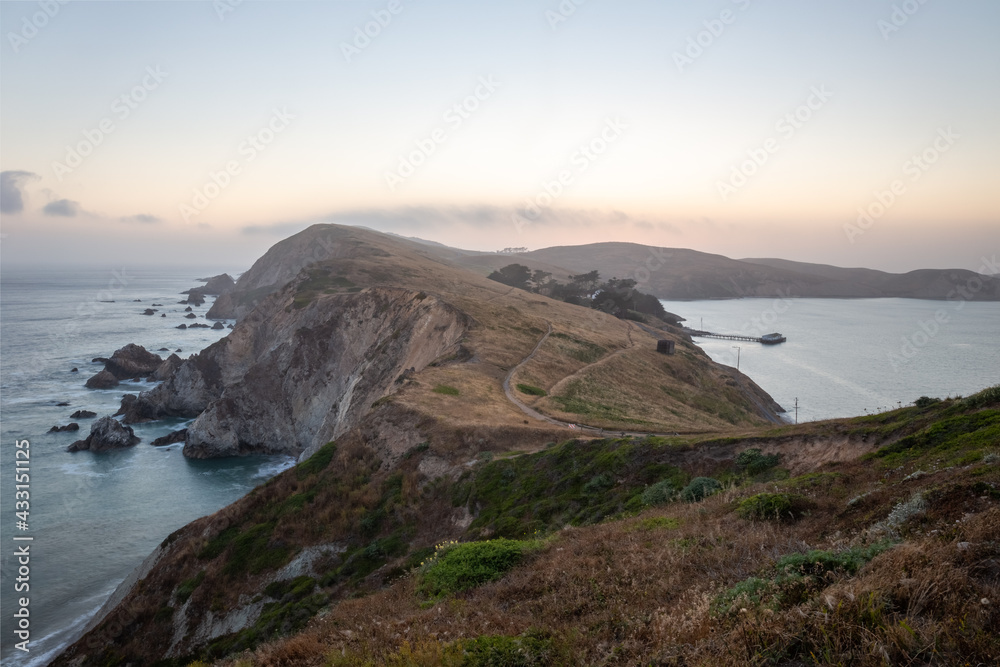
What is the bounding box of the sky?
[1,0,998,273]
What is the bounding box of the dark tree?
[487,264,533,290]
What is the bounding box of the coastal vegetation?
[487,263,676,323]
[57,387,1000,666]
[51,227,998,666]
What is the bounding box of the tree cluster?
[486,264,676,323]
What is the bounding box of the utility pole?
[794,397,799,424]
[732,345,741,370]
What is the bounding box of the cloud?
[43,199,81,217]
[242,221,313,236]
[121,213,162,224]
[0,170,40,213]
[239,206,689,241]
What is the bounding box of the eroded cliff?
[124,281,469,459]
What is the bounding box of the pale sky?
[1,0,998,272]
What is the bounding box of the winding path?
[502,321,783,438]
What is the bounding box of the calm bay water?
[0,267,294,666]
[660,298,1000,423]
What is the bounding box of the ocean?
[659,297,1000,423]
[0,267,296,666]
[1,268,996,664]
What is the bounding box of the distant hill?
[448,242,999,301]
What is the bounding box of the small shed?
[656,339,675,355]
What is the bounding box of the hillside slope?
[450,242,998,300]
[54,387,1000,666]
[127,225,782,463]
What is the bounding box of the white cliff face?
[173,285,468,459]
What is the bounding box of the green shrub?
[640,479,676,506]
[713,542,896,616]
[962,385,1000,409]
[175,570,205,603]
[433,385,460,396]
[680,477,721,502]
[735,448,781,476]
[775,542,895,577]
[582,473,615,493]
[914,396,940,409]
[296,442,336,479]
[222,523,291,577]
[516,383,547,397]
[736,493,807,521]
[263,576,315,602]
[418,539,538,598]
[460,630,557,666]
[632,516,680,532]
[198,526,238,561]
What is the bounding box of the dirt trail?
[503,322,702,438]
[546,322,637,398]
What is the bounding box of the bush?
[713,542,896,616]
[962,385,1000,409]
[640,479,676,506]
[914,396,940,409]
[582,473,615,493]
[175,570,205,603]
[418,539,538,598]
[735,448,781,476]
[516,383,547,397]
[736,493,807,521]
[775,542,895,577]
[433,385,460,396]
[680,477,721,502]
[461,630,557,666]
[296,441,336,479]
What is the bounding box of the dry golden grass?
[280,226,781,436]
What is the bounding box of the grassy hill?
[210,225,783,439]
[448,242,998,301]
[52,226,997,666]
[58,387,1000,666]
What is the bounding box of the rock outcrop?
[86,344,164,388]
[70,410,97,419]
[120,283,469,460]
[85,370,120,389]
[49,423,80,433]
[67,417,140,452]
[183,290,206,307]
[152,354,183,382]
[105,344,164,380]
[198,273,236,295]
[150,429,187,447]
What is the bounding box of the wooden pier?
[685,329,787,345]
